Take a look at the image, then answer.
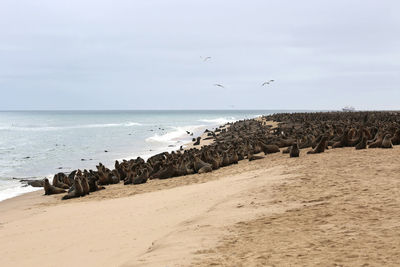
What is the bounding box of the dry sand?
[1,146,399,266]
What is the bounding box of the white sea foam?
[0,176,50,202]
[0,122,142,131]
[0,184,42,202]
[145,117,241,149]
[145,125,206,144]
[197,117,236,125]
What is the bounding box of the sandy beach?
[2,0,399,265]
[1,144,399,266]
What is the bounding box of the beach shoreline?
[0,111,265,202]
[0,122,230,203]
[1,111,400,266]
[0,115,261,204]
[0,119,237,204]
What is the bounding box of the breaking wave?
[197,117,236,125]
[145,125,206,144]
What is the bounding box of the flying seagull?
[261,81,270,86]
[214,83,225,88]
[261,80,275,86]
[201,56,211,61]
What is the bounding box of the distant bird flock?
[200,56,275,90]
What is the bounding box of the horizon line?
[0,108,337,112]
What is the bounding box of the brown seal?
[206,151,221,170]
[355,133,367,150]
[260,143,280,154]
[44,178,66,195]
[87,177,105,192]
[152,162,176,179]
[231,151,239,164]
[80,176,90,196]
[289,143,300,157]
[247,152,264,161]
[198,165,212,174]
[193,137,201,146]
[332,130,349,148]
[62,177,83,200]
[307,136,328,154]
[27,179,44,187]
[221,152,230,167]
[381,134,393,148]
[193,156,212,173]
[133,168,149,184]
[368,132,383,148]
[123,170,135,185]
[391,129,400,145]
[52,173,70,189]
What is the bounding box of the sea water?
[0,110,284,201]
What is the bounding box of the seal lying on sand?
[368,132,384,148]
[87,176,105,192]
[260,143,280,154]
[194,156,212,173]
[52,173,70,189]
[247,152,264,161]
[391,129,400,145]
[193,137,201,146]
[24,179,44,187]
[307,136,328,154]
[133,168,149,184]
[355,133,367,150]
[62,177,83,200]
[152,163,177,179]
[44,178,66,195]
[382,134,393,149]
[332,130,349,148]
[198,165,212,174]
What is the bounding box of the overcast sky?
[0,0,399,110]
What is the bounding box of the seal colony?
[41,111,400,200]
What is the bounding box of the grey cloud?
[0,0,399,110]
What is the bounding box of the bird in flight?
[201,56,211,61]
[261,80,275,86]
[214,83,225,88]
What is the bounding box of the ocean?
[0,110,286,201]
